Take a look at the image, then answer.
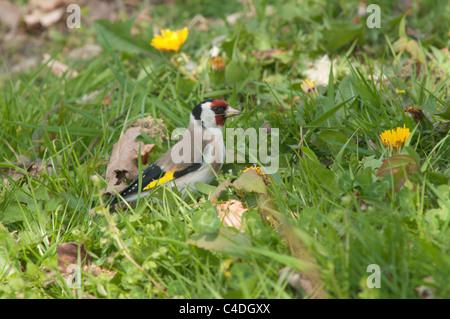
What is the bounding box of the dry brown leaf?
[23,10,41,27]
[24,0,65,28]
[1,141,54,184]
[188,14,209,31]
[55,242,116,290]
[281,226,328,299]
[40,8,64,27]
[1,155,32,183]
[279,266,322,299]
[367,139,378,151]
[105,126,155,193]
[42,53,79,78]
[226,12,244,25]
[131,8,151,35]
[0,0,21,31]
[68,44,102,60]
[29,0,63,11]
[56,242,91,274]
[215,199,247,230]
[252,49,283,60]
[76,89,104,104]
[105,116,168,194]
[304,55,335,87]
[262,122,271,133]
[415,276,435,299]
[1,158,54,184]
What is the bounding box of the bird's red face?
[193,99,243,129]
[210,100,228,127]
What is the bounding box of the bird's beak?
[225,106,243,118]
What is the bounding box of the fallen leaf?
[76,89,103,104]
[252,49,283,60]
[188,14,209,31]
[24,0,65,28]
[281,226,328,299]
[0,155,32,183]
[23,10,42,28]
[226,12,244,25]
[105,116,167,194]
[68,44,103,60]
[55,242,116,290]
[404,107,425,123]
[279,266,323,299]
[42,53,79,78]
[0,0,21,32]
[131,8,152,35]
[215,199,248,230]
[105,127,155,193]
[56,242,91,274]
[1,141,54,184]
[29,0,63,11]
[303,55,335,87]
[415,277,435,299]
[40,8,64,27]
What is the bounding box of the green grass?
[0,0,449,299]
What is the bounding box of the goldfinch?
[108,99,243,206]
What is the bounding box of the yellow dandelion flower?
[209,56,225,71]
[379,125,411,149]
[220,259,233,279]
[396,89,405,94]
[151,27,188,52]
[301,78,316,92]
[243,164,269,180]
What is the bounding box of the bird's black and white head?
[191,99,243,129]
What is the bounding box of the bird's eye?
[212,106,219,112]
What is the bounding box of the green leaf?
[94,19,153,54]
[376,155,419,191]
[393,37,425,64]
[0,224,21,280]
[186,228,251,253]
[398,14,407,39]
[304,158,340,195]
[307,97,352,127]
[327,61,335,101]
[194,182,217,197]
[435,105,450,120]
[224,275,257,299]
[210,180,233,202]
[225,50,249,84]
[0,204,25,223]
[354,167,373,188]
[362,156,383,170]
[317,129,355,154]
[232,170,267,195]
[191,201,220,233]
[425,171,449,185]
[321,23,362,51]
